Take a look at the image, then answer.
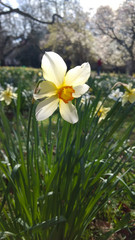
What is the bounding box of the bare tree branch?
[0,1,62,24]
[95,21,131,54]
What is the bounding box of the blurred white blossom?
[0,85,17,105]
[108,88,123,101]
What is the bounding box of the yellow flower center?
[58,86,75,103]
[97,109,103,117]
[4,90,12,98]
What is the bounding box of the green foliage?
[0,66,42,89]
[0,67,42,113]
[0,68,135,239]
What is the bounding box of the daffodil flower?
[0,85,17,105]
[108,88,123,101]
[96,101,110,123]
[81,93,91,105]
[33,52,90,124]
[122,83,135,106]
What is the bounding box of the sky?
[80,0,125,13]
[5,0,125,11]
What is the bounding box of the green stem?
[26,81,39,185]
[26,102,34,186]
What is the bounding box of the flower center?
[97,109,103,117]
[58,86,75,103]
[4,90,12,98]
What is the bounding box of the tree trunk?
[126,59,135,75]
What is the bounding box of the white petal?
[65,62,91,87]
[129,93,135,103]
[73,84,89,98]
[59,100,78,124]
[5,98,12,105]
[12,93,17,99]
[36,95,59,121]
[41,52,67,88]
[0,94,4,101]
[33,81,57,100]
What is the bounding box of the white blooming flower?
[81,93,91,104]
[96,101,110,123]
[33,52,91,124]
[0,85,17,105]
[108,88,123,101]
[122,83,135,106]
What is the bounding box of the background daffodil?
[0,85,17,105]
[122,83,135,106]
[34,51,91,124]
[96,101,110,123]
[108,88,123,101]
